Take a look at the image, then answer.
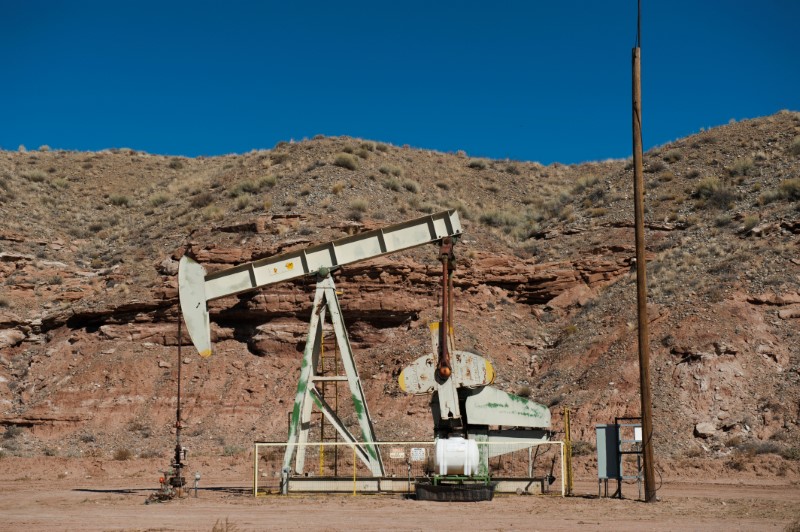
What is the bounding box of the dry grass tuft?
[333,153,358,170]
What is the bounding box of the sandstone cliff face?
[1,113,798,466]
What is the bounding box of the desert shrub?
[113,448,132,461]
[779,178,800,200]
[202,206,225,221]
[789,137,800,156]
[22,170,47,182]
[235,196,251,211]
[375,143,389,152]
[283,198,297,207]
[758,189,784,205]
[726,456,748,471]
[379,164,402,177]
[572,175,600,194]
[299,184,311,196]
[479,209,520,229]
[587,207,607,217]
[571,440,594,457]
[349,198,368,213]
[742,215,759,232]
[781,447,800,460]
[693,177,736,209]
[38,144,50,152]
[271,152,289,164]
[190,192,214,208]
[51,178,69,189]
[305,160,326,172]
[109,194,130,207]
[3,426,23,439]
[663,149,683,163]
[168,158,184,170]
[725,435,744,448]
[444,199,473,220]
[333,153,358,170]
[355,148,370,159]
[467,159,487,170]
[360,142,375,152]
[758,178,800,205]
[714,214,732,227]
[645,160,666,173]
[228,176,275,198]
[231,181,260,196]
[48,275,63,285]
[0,296,9,308]
[548,394,565,407]
[150,193,169,207]
[139,449,161,459]
[331,181,345,195]
[516,386,531,398]
[259,174,278,188]
[382,177,401,191]
[402,179,419,193]
[222,445,243,456]
[729,158,754,177]
[408,197,435,214]
[505,164,521,175]
[738,441,781,456]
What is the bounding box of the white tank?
[434,437,480,476]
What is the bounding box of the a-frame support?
[282,273,384,481]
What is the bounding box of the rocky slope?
[0,112,799,473]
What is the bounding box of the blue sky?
[2,1,798,164]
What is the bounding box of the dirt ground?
[0,457,798,531]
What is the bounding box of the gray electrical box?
[596,424,620,480]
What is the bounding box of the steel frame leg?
[282,274,384,485]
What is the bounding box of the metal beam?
[179,210,462,357]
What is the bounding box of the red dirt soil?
[0,456,798,531]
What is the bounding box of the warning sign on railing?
[389,448,406,460]
[410,448,427,462]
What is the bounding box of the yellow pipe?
[320,334,325,476]
[253,443,258,497]
[352,445,357,496]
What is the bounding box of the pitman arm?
[178,210,462,357]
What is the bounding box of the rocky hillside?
[1,111,799,471]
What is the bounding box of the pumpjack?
[178,210,551,499]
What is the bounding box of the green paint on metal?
[472,434,490,477]
[291,400,302,423]
[351,395,365,415]
[350,395,379,461]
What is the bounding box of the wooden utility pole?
[632,0,657,503]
